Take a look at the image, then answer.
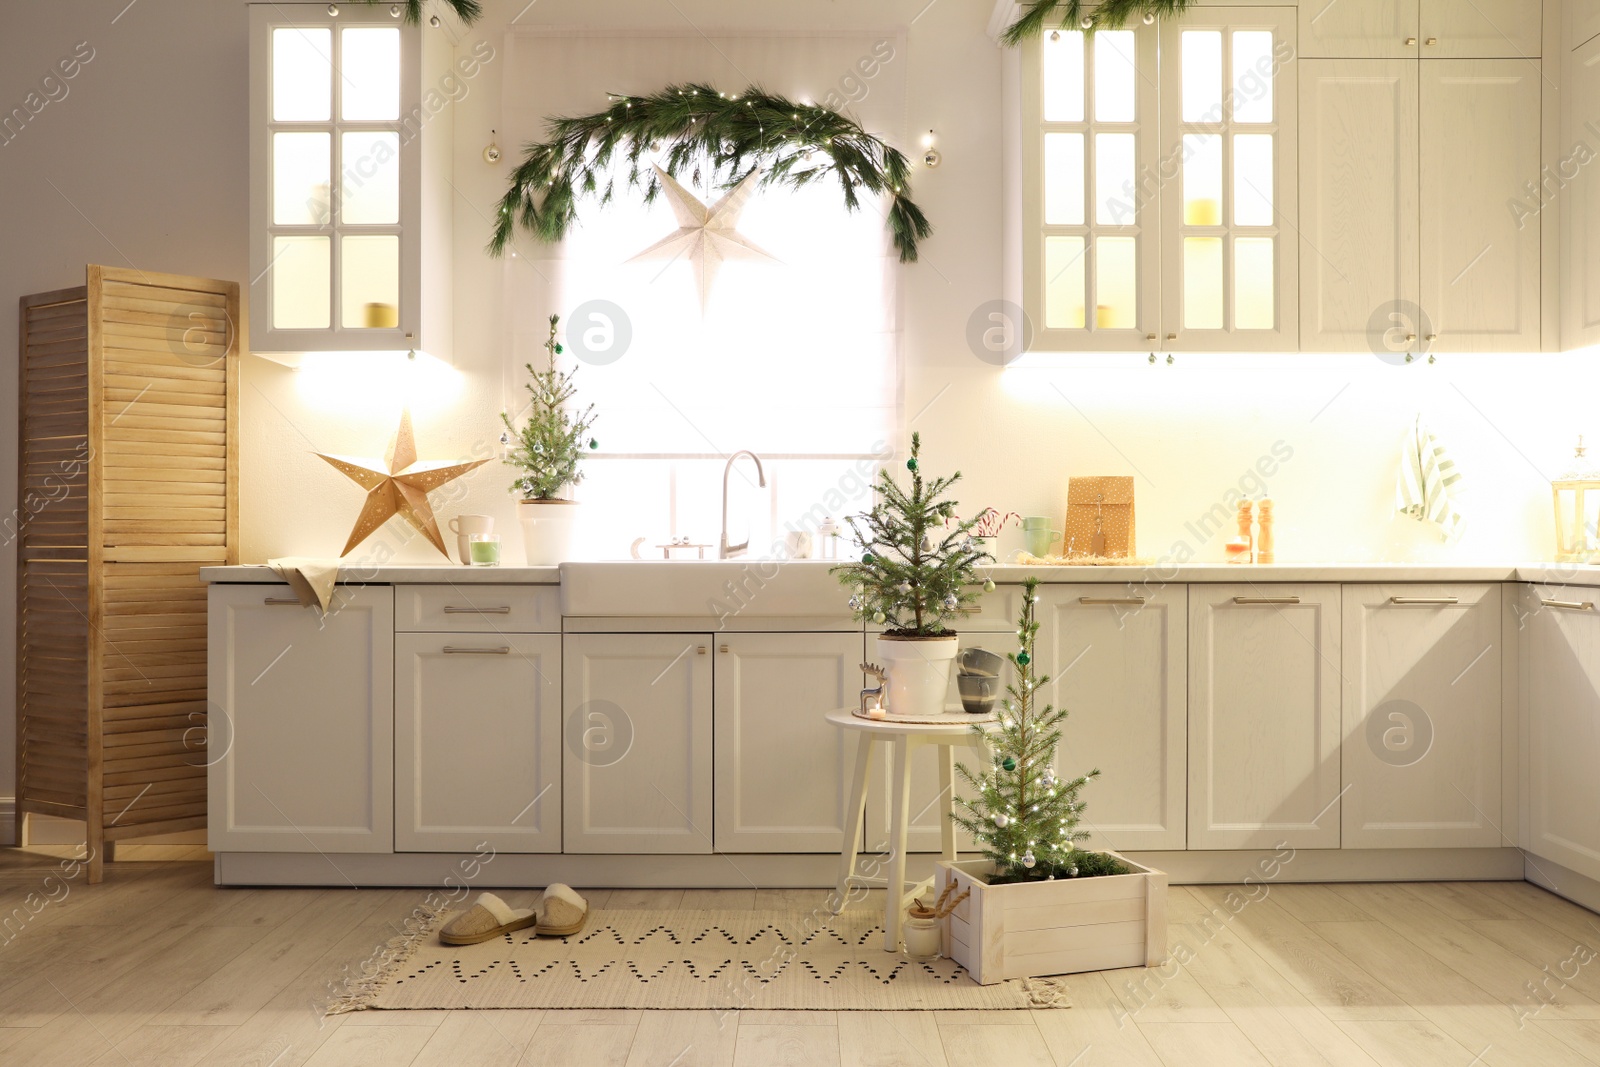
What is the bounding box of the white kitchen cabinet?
[1525,586,1600,881]
[1341,585,1502,848]
[1189,584,1342,850]
[562,634,713,854]
[713,633,861,853]
[1299,59,1419,352]
[395,633,561,853]
[1420,60,1541,352]
[1298,0,1418,60]
[208,584,394,853]
[1562,35,1600,350]
[1037,585,1188,851]
[1571,0,1600,51]
[1420,0,1540,59]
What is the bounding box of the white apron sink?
[558,560,851,618]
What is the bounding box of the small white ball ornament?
[993,813,1009,828]
[1022,851,1036,868]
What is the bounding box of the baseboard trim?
[1524,852,1600,912]
[212,847,1529,889]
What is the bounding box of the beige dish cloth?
[267,557,341,613]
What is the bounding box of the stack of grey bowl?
[956,647,1004,714]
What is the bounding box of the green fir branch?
[353,0,483,26]
[489,83,932,263]
[1000,0,1195,46]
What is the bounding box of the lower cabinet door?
[1189,584,1343,849]
[713,633,861,853]
[394,633,561,853]
[563,633,714,854]
[1039,585,1188,851]
[208,584,394,853]
[1341,584,1502,848]
[1526,585,1600,880]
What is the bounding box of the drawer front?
[395,585,560,633]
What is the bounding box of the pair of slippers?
[439,884,589,946]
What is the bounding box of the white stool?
[825,708,992,952]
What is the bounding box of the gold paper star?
[316,408,489,557]
[627,165,777,310]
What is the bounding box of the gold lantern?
[1553,436,1600,562]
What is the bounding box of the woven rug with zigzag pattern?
[362,908,1056,1010]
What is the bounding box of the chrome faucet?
[719,450,768,560]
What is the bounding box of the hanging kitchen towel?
[1063,476,1136,558]
[1395,415,1464,542]
[267,557,341,614]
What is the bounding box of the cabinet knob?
[1165,333,1177,342]
[697,645,708,654]
[1146,333,1157,342]
[719,644,730,653]
[1405,36,1417,45]
[1425,37,1437,45]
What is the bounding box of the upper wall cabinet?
[248,4,455,359]
[1300,58,1540,353]
[1300,0,1539,59]
[1020,8,1297,352]
[1563,35,1600,349]
[1571,0,1600,51]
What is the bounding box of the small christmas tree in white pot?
[940,577,1167,983]
[833,433,990,717]
[501,314,597,565]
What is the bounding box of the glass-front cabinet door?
[249,4,450,358]
[1020,7,1297,354]
[1160,8,1298,351]
[1023,23,1160,351]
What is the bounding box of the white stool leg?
[832,733,874,914]
[886,734,913,952]
[938,741,957,864]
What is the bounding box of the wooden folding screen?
[17,265,239,882]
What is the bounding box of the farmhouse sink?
[559,560,850,618]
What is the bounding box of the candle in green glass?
[469,536,501,566]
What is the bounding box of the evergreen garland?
[488,83,932,264]
[1001,0,1194,45]
[951,578,1128,883]
[354,0,483,26]
[500,315,597,501]
[832,433,989,637]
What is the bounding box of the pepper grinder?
[1236,500,1255,563]
[1257,499,1275,564]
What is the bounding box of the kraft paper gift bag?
[1063,476,1136,558]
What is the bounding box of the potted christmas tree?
[833,433,990,718]
[501,314,597,565]
[940,578,1167,984]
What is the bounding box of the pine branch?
[354,0,483,26]
[1001,0,1195,45]
[490,83,931,263]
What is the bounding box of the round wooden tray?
[850,706,996,726]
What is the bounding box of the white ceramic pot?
[518,499,579,565]
[875,634,958,718]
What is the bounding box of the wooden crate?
[17,266,239,882]
[939,854,1167,985]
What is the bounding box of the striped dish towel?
[1395,415,1464,542]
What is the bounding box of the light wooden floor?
[3,846,1600,1065]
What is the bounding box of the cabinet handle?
[1541,599,1594,611]
[1425,37,1437,45]
[443,646,511,655]
[263,597,303,606]
[1233,596,1300,605]
[1080,596,1147,606]
[1165,333,1178,342]
[1405,36,1417,45]
[443,605,512,615]
[697,645,708,655]
[1389,596,1459,605]
[719,644,730,653]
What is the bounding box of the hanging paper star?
[627,165,777,310]
[316,408,489,557]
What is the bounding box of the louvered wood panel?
[16,267,238,883]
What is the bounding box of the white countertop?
[200,560,1600,586]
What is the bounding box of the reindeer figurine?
[860,662,887,716]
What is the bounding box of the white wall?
[0,0,1591,799]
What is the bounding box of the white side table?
[825,708,993,952]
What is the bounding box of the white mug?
[448,514,494,566]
